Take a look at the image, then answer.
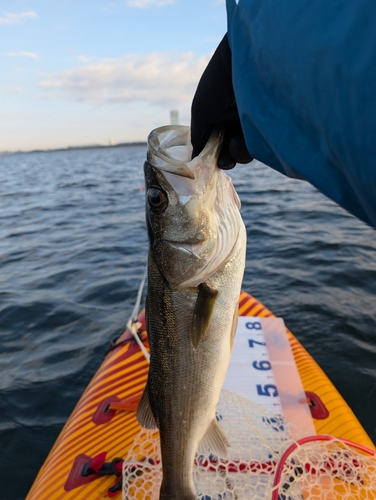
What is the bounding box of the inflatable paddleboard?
[26,291,375,499]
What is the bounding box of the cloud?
[5,51,39,59]
[127,0,174,8]
[0,11,37,25]
[4,86,23,94]
[39,52,210,108]
[76,55,94,63]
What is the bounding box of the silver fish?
[137,125,246,499]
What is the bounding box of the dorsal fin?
[191,282,218,348]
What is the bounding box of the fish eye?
[147,187,168,212]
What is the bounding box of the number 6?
[252,360,271,370]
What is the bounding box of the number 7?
[248,339,266,348]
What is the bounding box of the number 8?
[246,322,261,330]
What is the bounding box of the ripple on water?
[0,153,375,499]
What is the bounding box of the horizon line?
[0,140,148,156]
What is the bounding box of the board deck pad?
[224,316,282,413]
[224,316,315,436]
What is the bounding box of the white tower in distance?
[170,110,179,125]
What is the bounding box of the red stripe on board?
[238,294,250,310]
[240,303,261,317]
[72,351,148,415]
[50,373,148,451]
[78,341,146,396]
[34,359,148,482]
[31,413,140,498]
[249,304,267,317]
[67,360,149,424]
[241,298,258,312]
[42,364,148,460]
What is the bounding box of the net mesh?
[122,389,376,499]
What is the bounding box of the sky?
[1,0,227,152]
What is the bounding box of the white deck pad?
[223,316,315,437]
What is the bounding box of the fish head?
[145,125,243,289]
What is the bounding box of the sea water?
[0,147,375,499]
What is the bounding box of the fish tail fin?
[197,419,230,458]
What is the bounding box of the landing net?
[122,389,376,499]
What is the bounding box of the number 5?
[257,384,278,397]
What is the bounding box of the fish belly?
[146,228,246,498]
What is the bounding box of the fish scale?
[137,125,246,499]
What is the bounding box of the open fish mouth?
[145,125,242,289]
[147,125,223,186]
[147,125,195,179]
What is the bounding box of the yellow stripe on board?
[31,394,144,495]
[53,373,148,444]
[75,350,148,404]
[31,375,148,489]
[26,290,375,500]
[31,414,141,500]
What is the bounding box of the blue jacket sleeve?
[227,0,376,228]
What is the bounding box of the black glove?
[191,34,252,169]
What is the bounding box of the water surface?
[0,147,375,499]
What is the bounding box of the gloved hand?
[191,34,253,169]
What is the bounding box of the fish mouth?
[147,125,223,183]
[147,125,240,289]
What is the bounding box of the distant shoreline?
[0,141,147,156]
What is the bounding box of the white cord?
[126,266,150,363]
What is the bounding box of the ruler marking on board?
[223,316,283,415]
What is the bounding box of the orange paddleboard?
[26,291,375,499]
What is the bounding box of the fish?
[137,125,247,499]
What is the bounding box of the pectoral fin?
[191,283,218,348]
[197,419,230,458]
[136,381,158,429]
